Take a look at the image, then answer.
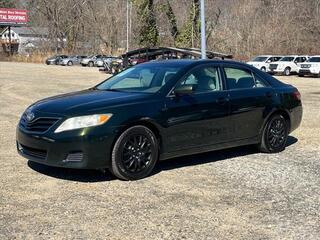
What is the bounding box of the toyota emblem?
[26,111,35,122]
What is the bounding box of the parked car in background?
[247,55,282,72]
[94,56,116,67]
[298,56,320,77]
[17,60,302,180]
[45,55,68,65]
[81,55,105,67]
[268,56,308,76]
[60,55,87,66]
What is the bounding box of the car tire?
[111,126,159,180]
[284,67,291,76]
[260,67,266,72]
[67,61,73,66]
[258,114,289,153]
[88,61,94,67]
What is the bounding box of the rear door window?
[224,67,269,90]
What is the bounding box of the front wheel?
[88,61,94,67]
[111,126,159,180]
[258,114,289,153]
[67,61,73,66]
[260,67,266,72]
[284,67,291,76]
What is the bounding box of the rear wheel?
[88,61,94,67]
[284,67,291,76]
[111,126,159,180]
[258,114,289,153]
[67,61,73,66]
[260,67,266,72]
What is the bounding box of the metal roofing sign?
[0,8,28,25]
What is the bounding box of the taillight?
[293,90,301,101]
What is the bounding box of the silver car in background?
[80,55,106,67]
[94,56,117,67]
[60,55,87,66]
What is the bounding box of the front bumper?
[46,60,56,65]
[16,126,117,169]
[299,68,319,75]
[269,68,285,73]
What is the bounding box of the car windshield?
[280,57,295,62]
[307,57,320,62]
[96,65,182,93]
[251,56,268,62]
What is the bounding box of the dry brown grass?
[0,50,69,64]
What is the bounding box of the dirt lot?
[0,62,319,240]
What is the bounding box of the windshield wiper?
[101,88,123,92]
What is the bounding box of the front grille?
[269,64,278,70]
[18,143,47,160]
[299,69,311,74]
[301,64,311,68]
[19,114,60,133]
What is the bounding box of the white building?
[0,27,49,54]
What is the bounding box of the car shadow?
[27,136,298,182]
[152,136,298,175]
[27,161,116,182]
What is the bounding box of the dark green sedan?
[17,60,302,180]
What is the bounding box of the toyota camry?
[17,60,302,180]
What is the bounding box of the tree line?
[1,0,320,59]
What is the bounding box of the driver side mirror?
[173,84,194,96]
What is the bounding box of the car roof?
[136,59,250,68]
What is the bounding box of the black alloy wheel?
[111,126,158,180]
[259,114,289,153]
[122,134,152,173]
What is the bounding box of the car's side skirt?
[159,136,259,161]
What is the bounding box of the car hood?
[31,89,150,116]
[307,62,320,66]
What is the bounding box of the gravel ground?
[0,62,319,240]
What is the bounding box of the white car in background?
[298,56,320,77]
[268,56,308,76]
[247,55,282,72]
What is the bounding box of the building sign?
[0,8,28,25]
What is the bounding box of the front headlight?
[54,114,112,133]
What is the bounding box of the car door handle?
[216,97,229,105]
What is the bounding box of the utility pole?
[126,0,129,52]
[200,0,206,59]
